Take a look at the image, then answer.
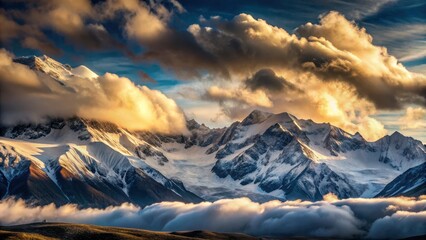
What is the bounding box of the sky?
[0,0,425,142]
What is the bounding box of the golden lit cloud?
[399,107,426,130]
[165,11,426,140]
[205,85,273,108]
[0,49,187,134]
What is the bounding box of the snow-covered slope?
[14,55,73,81]
[212,123,359,200]
[376,162,426,197]
[71,65,98,79]
[131,110,424,201]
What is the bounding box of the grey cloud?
[245,68,300,93]
[367,211,426,239]
[136,29,229,79]
[0,11,61,55]
[0,0,167,56]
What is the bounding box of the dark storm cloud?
[0,196,425,239]
[0,0,145,56]
[134,29,229,79]
[245,68,300,93]
[0,10,61,55]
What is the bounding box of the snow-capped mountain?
[0,118,202,207]
[205,110,425,200]
[211,122,359,200]
[1,55,425,206]
[14,55,97,81]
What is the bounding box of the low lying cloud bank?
[1,196,425,239]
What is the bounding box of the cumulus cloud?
[184,72,388,140]
[367,211,426,239]
[183,11,426,108]
[295,12,426,109]
[97,0,173,43]
[398,107,426,130]
[123,3,168,41]
[131,9,425,140]
[161,11,426,140]
[0,49,187,134]
[0,196,425,239]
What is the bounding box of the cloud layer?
[0,49,187,134]
[0,196,425,239]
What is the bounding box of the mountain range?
[0,55,425,207]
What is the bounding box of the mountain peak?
[241,109,273,126]
[390,131,404,138]
[14,55,90,81]
[265,123,291,135]
[39,54,50,60]
[275,111,298,122]
[71,65,99,79]
[187,119,201,130]
[383,131,410,143]
[353,132,365,141]
[14,55,38,68]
